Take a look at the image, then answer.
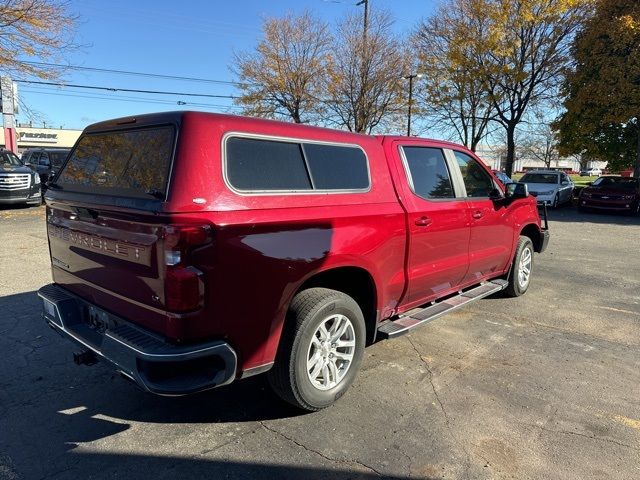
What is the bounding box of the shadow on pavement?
[2,291,423,479]
[0,452,423,480]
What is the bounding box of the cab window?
[401,146,455,199]
[453,151,494,198]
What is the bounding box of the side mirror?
[505,182,528,199]
[561,180,569,186]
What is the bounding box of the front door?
[450,150,513,282]
[391,143,471,308]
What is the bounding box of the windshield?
[0,151,23,167]
[520,173,558,184]
[56,126,175,198]
[592,177,639,189]
[49,150,70,167]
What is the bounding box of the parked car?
[579,175,640,215]
[492,170,514,185]
[0,148,41,206]
[21,148,71,185]
[38,112,549,411]
[579,167,602,177]
[519,170,574,207]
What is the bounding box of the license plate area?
[83,304,119,333]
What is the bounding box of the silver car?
[520,170,574,208]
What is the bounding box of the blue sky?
[17,0,437,130]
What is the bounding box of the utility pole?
[356,0,369,46]
[355,0,369,132]
[404,73,423,137]
[0,77,18,153]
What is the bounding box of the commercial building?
[0,126,82,155]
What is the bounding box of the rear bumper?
[37,283,237,395]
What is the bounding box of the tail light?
[162,224,212,312]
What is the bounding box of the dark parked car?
[579,176,640,215]
[21,148,71,185]
[0,149,41,206]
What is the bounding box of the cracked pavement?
[1,204,639,479]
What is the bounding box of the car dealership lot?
[0,205,638,480]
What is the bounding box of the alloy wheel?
[306,314,356,391]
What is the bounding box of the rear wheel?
[268,288,365,411]
[504,236,534,297]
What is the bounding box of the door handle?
[472,211,483,219]
[415,216,432,227]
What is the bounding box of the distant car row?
[578,176,640,215]
[492,168,639,215]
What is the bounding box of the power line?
[21,88,241,110]
[15,79,237,99]
[21,61,248,87]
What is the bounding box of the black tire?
[504,236,534,297]
[268,288,366,411]
[552,193,559,208]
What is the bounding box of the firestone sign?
[19,131,58,143]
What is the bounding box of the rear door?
[388,141,470,308]
[449,149,513,281]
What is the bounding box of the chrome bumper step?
[377,279,508,339]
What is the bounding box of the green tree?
[473,0,592,177]
[555,0,640,176]
[232,11,331,124]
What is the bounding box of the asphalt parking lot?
[0,203,638,480]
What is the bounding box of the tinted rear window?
[225,137,370,192]
[56,126,174,198]
[226,137,312,191]
[304,143,369,190]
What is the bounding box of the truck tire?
[504,236,534,297]
[268,288,366,411]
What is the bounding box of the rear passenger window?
[402,147,455,199]
[226,138,311,191]
[225,137,370,192]
[453,151,494,198]
[304,143,368,190]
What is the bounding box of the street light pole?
[404,73,423,137]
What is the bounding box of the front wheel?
[268,288,366,411]
[504,236,534,297]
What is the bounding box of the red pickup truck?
[38,112,548,411]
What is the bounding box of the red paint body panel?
[45,112,544,375]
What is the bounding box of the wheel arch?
[294,266,379,346]
[520,223,543,253]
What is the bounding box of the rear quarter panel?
[167,114,407,372]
